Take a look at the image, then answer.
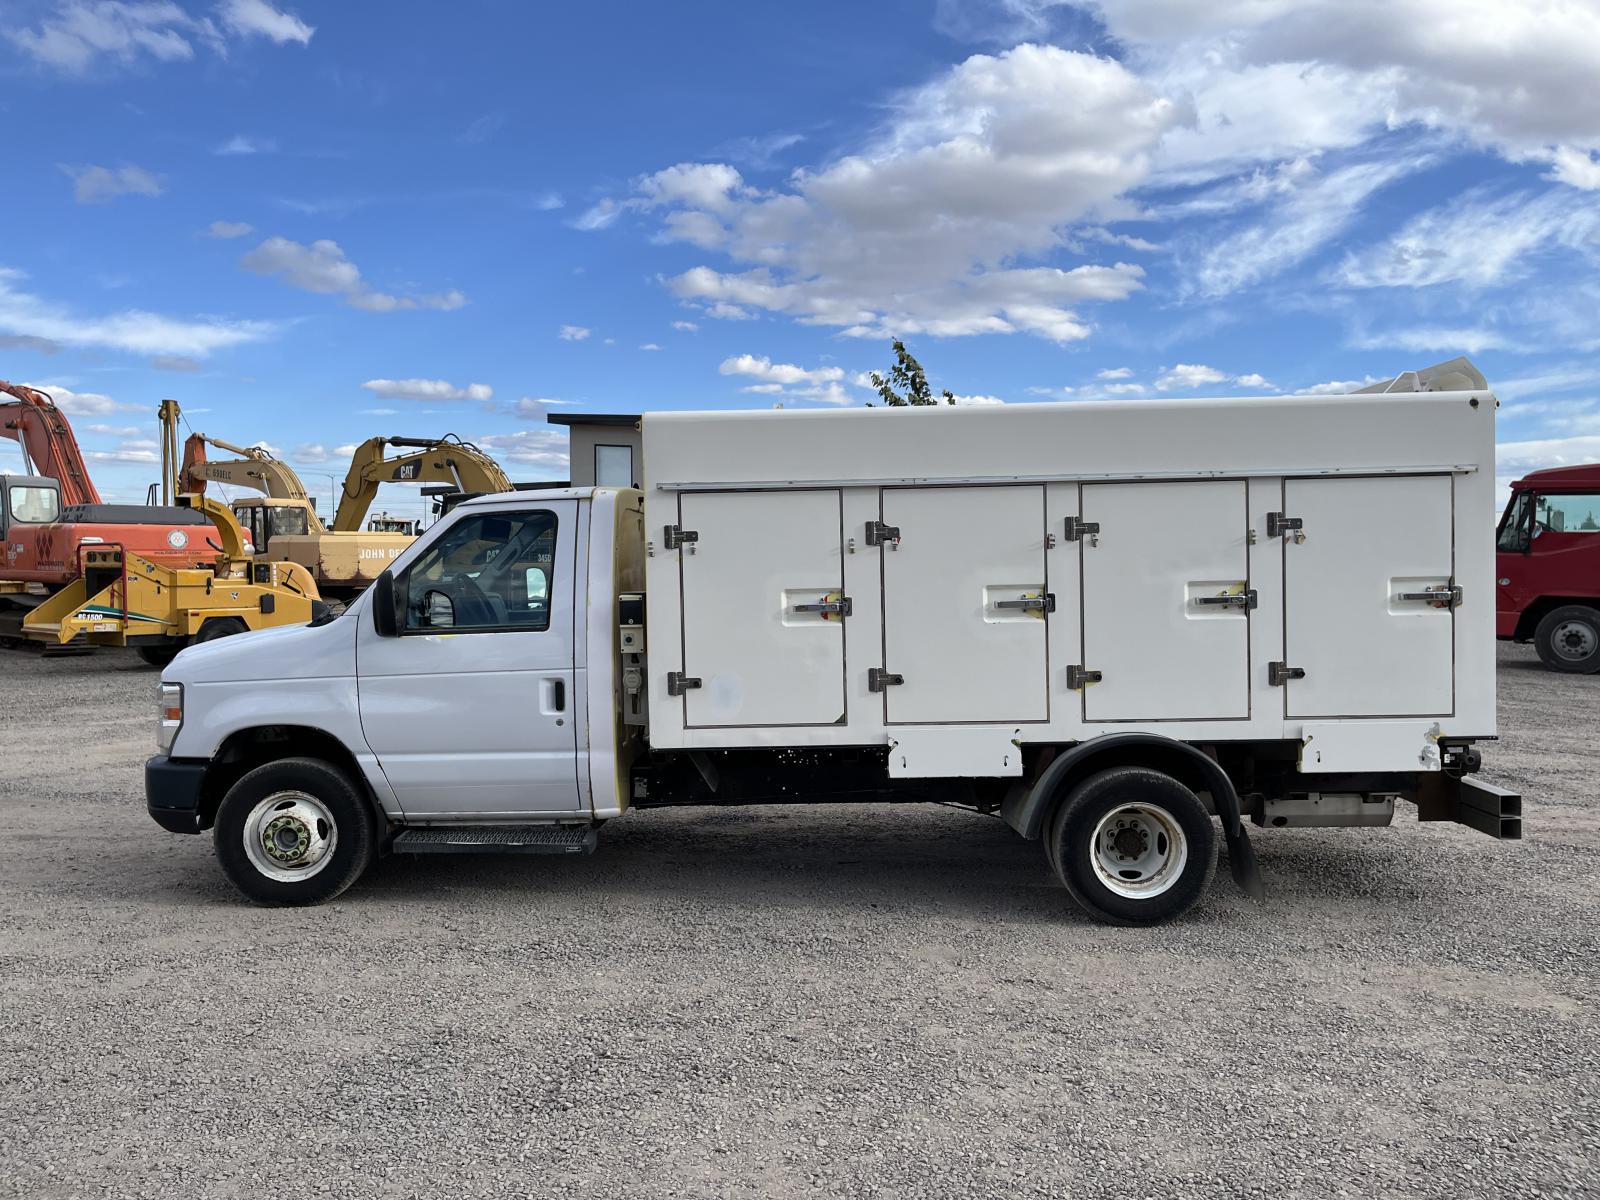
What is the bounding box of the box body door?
[679,490,847,727]
[1081,481,1251,721]
[880,485,1049,724]
[1283,475,1455,717]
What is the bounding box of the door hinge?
[1193,588,1258,611]
[868,667,904,691]
[1266,512,1303,539]
[1396,583,1463,609]
[865,520,900,547]
[666,671,702,696]
[1064,516,1100,544]
[1066,665,1102,689]
[1268,662,1305,686]
[663,524,698,551]
[994,592,1056,614]
[791,596,853,617]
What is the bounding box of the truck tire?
[1046,766,1217,926]
[136,645,181,668]
[213,757,376,906]
[195,617,248,643]
[1534,605,1600,674]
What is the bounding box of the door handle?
[1193,589,1257,611]
[1396,585,1462,609]
[544,678,566,713]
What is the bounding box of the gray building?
[548,413,642,488]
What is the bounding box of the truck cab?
[1495,464,1600,673]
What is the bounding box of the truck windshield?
[1497,493,1531,553]
[269,507,309,537]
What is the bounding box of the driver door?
[356,502,582,819]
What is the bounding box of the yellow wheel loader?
[22,493,323,667]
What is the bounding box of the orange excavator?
[1,381,211,638]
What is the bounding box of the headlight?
[157,682,183,754]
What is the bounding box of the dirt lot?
[1,644,1596,1199]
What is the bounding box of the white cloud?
[1350,326,1509,354]
[240,237,467,312]
[11,0,313,73]
[151,354,201,372]
[1496,434,1600,477]
[671,320,699,332]
[533,192,564,211]
[718,354,845,386]
[639,342,661,351]
[214,134,276,156]
[206,219,254,238]
[21,382,136,415]
[292,442,333,464]
[512,397,579,420]
[558,324,591,341]
[61,163,163,204]
[590,45,1171,344]
[0,334,62,354]
[361,379,493,403]
[1096,366,1133,379]
[475,429,570,468]
[0,267,275,357]
[1301,376,1383,395]
[949,393,1006,405]
[1546,147,1600,190]
[218,0,313,45]
[1155,363,1228,391]
[85,423,142,436]
[1234,373,1272,388]
[1336,188,1600,290]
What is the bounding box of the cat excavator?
[179,426,512,598]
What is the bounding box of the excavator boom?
[179,431,315,505]
[332,435,511,532]
[1,381,101,506]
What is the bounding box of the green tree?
[868,340,955,406]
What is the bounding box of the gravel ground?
[1,643,1596,1199]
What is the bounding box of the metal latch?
[865,520,900,547]
[792,596,853,617]
[1064,516,1100,544]
[1268,662,1305,686]
[994,593,1056,613]
[1066,665,1102,689]
[1396,584,1463,609]
[1266,513,1303,540]
[663,524,698,551]
[1193,588,1258,611]
[868,667,903,691]
[666,671,701,696]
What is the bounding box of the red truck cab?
[1495,464,1600,672]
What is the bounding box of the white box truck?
[144,359,1520,924]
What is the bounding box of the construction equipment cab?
[1495,463,1600,673]
[143,362,1519,926]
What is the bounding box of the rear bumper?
[145,755,208,834]
[1414,774,1523,840]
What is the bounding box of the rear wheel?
[213,758,376,905]
[195,616,249,643]
[1534,605,1600,673]
[1047,766,1217,926]
[135,645,181,668]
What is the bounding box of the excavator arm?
[0,380,101,506]
[332,435,511,532]
[179,432,316,504]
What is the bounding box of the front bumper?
[145,755,208,834]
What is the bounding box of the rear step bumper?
[391,825,598,855]
[1414,775,1523,840]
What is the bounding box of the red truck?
[1496,464,1600,673]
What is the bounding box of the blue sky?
[4,0,1600,519]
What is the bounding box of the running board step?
[392,825,598,855]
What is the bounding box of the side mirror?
[372,572,400,637]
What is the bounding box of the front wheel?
[1534,605,1600,674]
[213,758,376,905]
[1047,766,1218,926]
[194,616,249,643]
[136,645,182,668]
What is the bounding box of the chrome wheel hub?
[244,791,337,882]
[1089,802,1188,900]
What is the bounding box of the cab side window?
[1533,493,1600,540]
[401,510,556,633]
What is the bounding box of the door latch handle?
[791,597,853,616]
[993,593,1055,613]
[1396,585,1462,608]
[1193,589,1258,611]
[549,679,565,712]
